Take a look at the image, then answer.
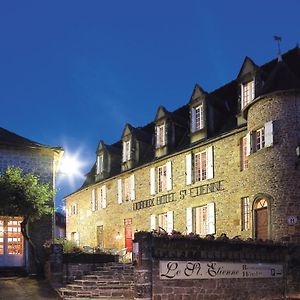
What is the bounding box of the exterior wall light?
[296,146,300,157]
[116,232,122,240]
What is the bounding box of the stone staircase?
[58,263,134,299]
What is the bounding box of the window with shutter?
[156,123,166,148]
[150,214,156,231]
[124,177,131,201]
[191,104,204,132]
[194,202,215,236]
[158,212,168,232]
[241,80,255,109]
[96,154,104,174]
[122,140,131,162]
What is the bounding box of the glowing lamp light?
[59,154,82,177]
[57,151,86,188]
[115,232,122,240]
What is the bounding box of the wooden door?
[97,225,104,249]
[255,208,268,240]
[124,218,132,252]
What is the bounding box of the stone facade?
[65,48,300,252]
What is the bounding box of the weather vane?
[273,35,282,61]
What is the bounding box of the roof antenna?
[273,35,282,62]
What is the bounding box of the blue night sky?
[1,1,300,209]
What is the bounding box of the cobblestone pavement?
[0,276,60,300]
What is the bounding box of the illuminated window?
[158,212,168,232]
[194,206,208,236]
[241,197,250,231]
[71,203,77,215]
[241,80,255,109]
[255,127,265,151]
[191,104,204,132]
[122,140,131,162]
[255,198,268,209]
[194,151,207,182]
[124,177,131,201]
[156,123,166,148]
[240,136,249,171]
[158,165,167,193]
[91,189,98,211]
[0,220,4,255]
[100,186,107,208]
[96,154,104,174]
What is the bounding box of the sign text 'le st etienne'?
[159,261,283,280]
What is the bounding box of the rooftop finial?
[273,35,282,62]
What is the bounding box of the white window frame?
[122,140,131,162]
[157,165,167,193]
[100,186,106,209]
[241,197,250,231]
[241,136,249,171]
[96,154,104,174]
[91,188,98,211]
[193,202,215,236]
[255,127,265,151]
[191,104,204,132]
[194,150,207,182]
[241,79,255,109]
[156,123,166,148]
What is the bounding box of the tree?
[0,166,54,271]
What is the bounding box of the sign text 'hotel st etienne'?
[159,261,283,280]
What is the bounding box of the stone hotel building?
[65,47,300,252]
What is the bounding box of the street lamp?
[52,152,84,243]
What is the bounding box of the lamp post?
[52,152,84,244]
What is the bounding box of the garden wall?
[133,232,294,300]
[44,244,118,286]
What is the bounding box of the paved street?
[0,277,60,300]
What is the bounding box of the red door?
[124,219,132,252]
[255,208,268,240]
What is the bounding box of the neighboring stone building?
[0,127,63,273]
[65,47,300,252]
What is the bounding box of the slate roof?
[0,127,63,151]
[76,46,300,193]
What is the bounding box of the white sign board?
[159,261,283,280]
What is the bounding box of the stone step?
[60,287,134,298]
[59,262,134,299]
[71,280,133,289]
[79,279,134,286]
[83,274,134,281]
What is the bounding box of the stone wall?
[0,145,58,274]
[133,232,293,300]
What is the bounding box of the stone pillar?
[49,244,63,287]
[133,232,152,300]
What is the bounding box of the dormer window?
[96,154,103,174]
[191,104,204,132]
[241,80,255,109]
[122,139,131,162]
[156,123,166,148]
